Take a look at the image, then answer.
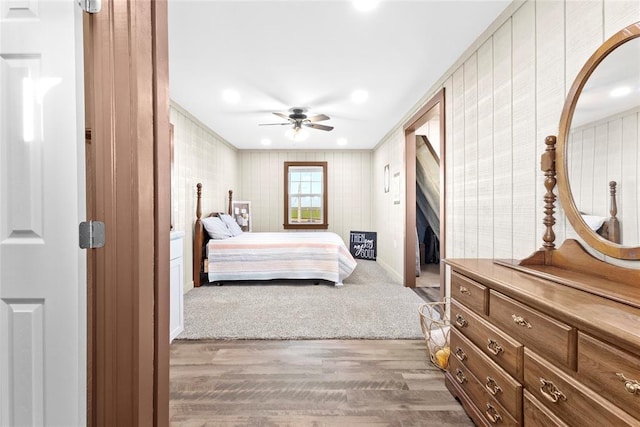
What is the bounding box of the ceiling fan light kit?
[285,127,310,142]
[259,107,333,142]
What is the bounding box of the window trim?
[283,161,328,229]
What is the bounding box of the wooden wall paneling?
[565,2,602,246]
[621,114,639,244]
[566,1,604,86]
[492,20,513,259]
[463,54,479,258]
[568,131,584,238]
[511,2,538,259]
[444,78,454,258]
[580,128,596,215]
[535,0,566,246]
[451,67,466,258]
[593,123,609,218]
[476,40,494,259]
[268,151,279,231]
[604,1,640,39]
[333,152,345,238]
[169,103,239,291]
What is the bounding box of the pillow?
[581,214,607,231]
[201,216,233,239]
[219,213,243,236]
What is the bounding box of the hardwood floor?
[170,339,473,426]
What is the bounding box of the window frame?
[283,161,328,230]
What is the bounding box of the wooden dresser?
[444,246,640,426]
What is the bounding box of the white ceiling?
[168,0,511,150]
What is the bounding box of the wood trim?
[403,88,446,289]
[151,0,171,425]
[283,161,329,230]
[83,0,165,424]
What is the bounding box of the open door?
[404,89,445,293]
[0,2,86,424]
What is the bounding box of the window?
[284,161,328,229]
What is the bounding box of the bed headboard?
[192,184,234,287]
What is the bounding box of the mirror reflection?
[568,37,640,247]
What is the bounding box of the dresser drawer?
[523,390,568,427]
[489,291,576,369]
[452,299,524,381]
[452,271,489,315]
[451,328,522,419]
[524,349,638,426]
[577,332,640,420]
[449,355,520,426]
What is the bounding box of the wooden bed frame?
[595,180,620,244]
[192,183,233,287]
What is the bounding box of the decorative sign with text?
[349,231,377,260]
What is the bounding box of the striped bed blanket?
[207,232,357,285]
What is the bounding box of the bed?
[192,183,357,287]
[580,180,620,244]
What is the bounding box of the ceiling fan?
[259,108,334,135]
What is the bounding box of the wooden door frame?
[83,1,170,425]
[403,89,446,289]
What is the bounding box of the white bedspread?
[207,232,357,285]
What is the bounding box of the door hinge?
[79,221,105,249]
[78,0,101,13]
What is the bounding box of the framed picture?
[231,200,251,232]
[393,172,400,204]
[383,164,390,193]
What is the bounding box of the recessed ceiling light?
[337,138,348,146]
[610,86,631,98]
[260,138,271,146]
[222,89,240,104]
[351,89,369,104]
[353,0,380,12]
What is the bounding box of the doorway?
[404,89,445,298]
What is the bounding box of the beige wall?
[373,0,640,280]
[170,102,239,292]
[237,150,373,246]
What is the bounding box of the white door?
[0,1,86,426]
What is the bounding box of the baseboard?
[376,258,403,284]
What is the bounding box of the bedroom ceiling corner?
[168,0,511,150]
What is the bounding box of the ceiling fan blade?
[273,112,290,120]
[258,122,290,126]
[306,114,330,122]
[305,123,334,131]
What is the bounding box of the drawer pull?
[487,339,504,356]
[616,373,640,395]
[485,403,503,424]
[485,376,502,396]
[454,346,467,362]
[455,369,467,384]
[459,286,471,296]
[540,378,567,403]
[512,314,532,328]
[455,314,468,328]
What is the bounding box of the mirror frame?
[557,21,640,260]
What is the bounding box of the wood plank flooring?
[170,339,473,426]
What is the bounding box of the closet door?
[0,1,86,425]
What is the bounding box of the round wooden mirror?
[557,22,640,259]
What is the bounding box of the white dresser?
[169,231,185,342]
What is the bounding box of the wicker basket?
[418,298,451,371]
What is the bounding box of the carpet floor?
[177,260,426,340]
